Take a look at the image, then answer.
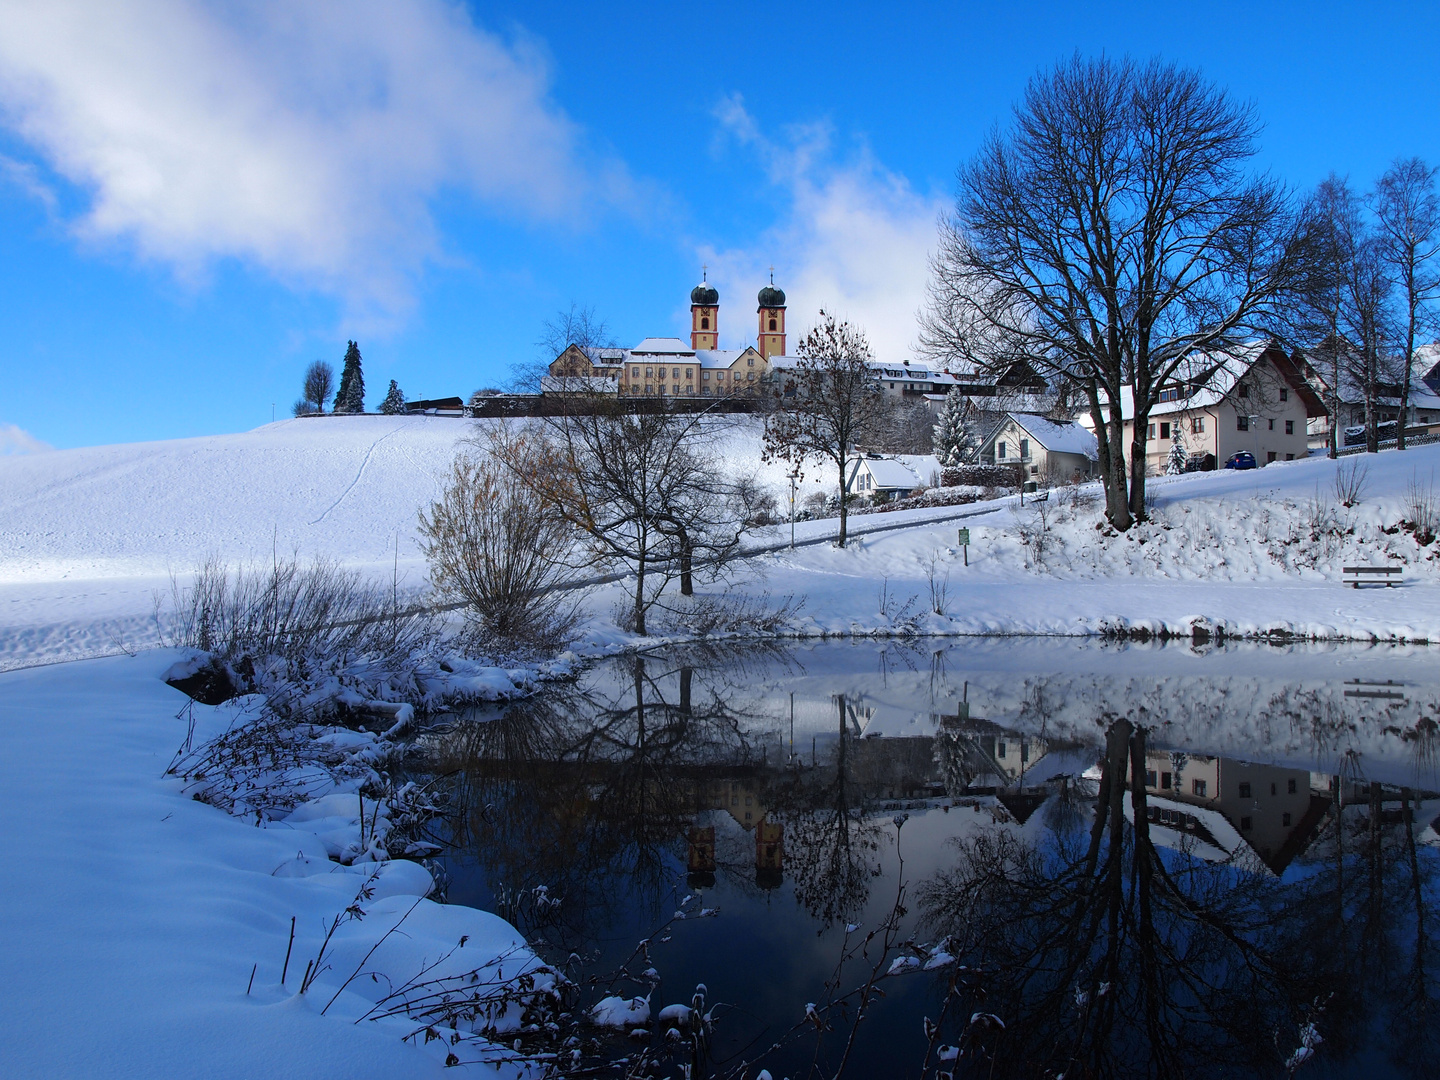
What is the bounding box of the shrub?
[418,452,578,653]
[942,463,1023,489]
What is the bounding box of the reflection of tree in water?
[919,717,1440,1079]
[433,648,783,944]
[767,695,886,926]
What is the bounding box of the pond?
[415,639,1440,1079]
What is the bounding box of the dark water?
[420,639,1440,1079]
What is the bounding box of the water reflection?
[417,641,1440,1078]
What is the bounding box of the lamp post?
[788,465,801,549]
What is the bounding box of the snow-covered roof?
[581,346,629,367]
[1007,414,1099,459]
[631,337,693,355]
[851,454,927,490]
[1078,341,1324,422]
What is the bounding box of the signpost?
[958,527,970,566]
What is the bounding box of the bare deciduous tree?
[763,311,886,545]
[510,302,617,393]
[1374,157,1440,450]
[418,443,578,653]
[295,360,334,416]
[501,403,755,636]
[920,55,1305,529]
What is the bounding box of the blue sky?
[0,0,1436,450]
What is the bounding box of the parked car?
[1224,451,1257,470]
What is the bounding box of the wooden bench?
[1343,565,1403,588]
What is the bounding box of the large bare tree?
[1374,157,1440,450]
[500,403,754,636]
[763,311,886,545]
[919,55,1305,529]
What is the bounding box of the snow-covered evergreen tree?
[1166,428,1188,475]
[932,388,978,466]
[380,380,406,415]
[333,341,366,413]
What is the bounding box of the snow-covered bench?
[1343,565,1403,589]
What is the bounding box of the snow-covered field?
[7,413,1440,669]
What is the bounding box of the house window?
[1160,772,1172,789]
[1283,812,1292,826]
[996,742,1007,758]
[1019,439,1029,459]
[701,387,710,396]
[1192,417,1205,434]
[1267,452,1277,463]
[998,441,1007,459]
[1268,418,1275,430]
[685,384,693,394]
[703,371,710,380]
[769,318,777,331]
[1237,415,1250,431]
[1286,453,1295,460]
[673,367,680,378]
[1280,388,1289,401]
[1241,816,1253,831]
[1192,779,1207,797]
[645,367,653,377]
[1160,422,1171,440]
[748,373,755,381]
[645,385,653,393]
[716,371,724,380]
[673,384,680,394]
[1239,782,1252,798]
[1238,383,1250,398]
[1285,420,1294,434]
[686,368,693,378]
[1147,423,1155,438]
[748,357,755,367]
[1146,769,1157,787]
[1288,779,1297,794]
[631,366,639,376]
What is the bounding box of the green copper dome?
[757,283,786,308]
[691,282,719,306]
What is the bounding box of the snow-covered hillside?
[8,413,1440,666]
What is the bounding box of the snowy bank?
[0,650,557,1078]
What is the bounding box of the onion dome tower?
[757,271,786,359]
[691,271,719,350]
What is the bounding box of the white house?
[1075,341,1324,473]
[844,453,942,500]
[979,413,1099,482]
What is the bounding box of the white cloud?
[0,422,53,455]
[0,0,614,318]
[699,94,945,362]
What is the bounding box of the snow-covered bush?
[418,449,578,654]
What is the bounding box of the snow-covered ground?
[0,649,554,1079]
[7,414,1440,670]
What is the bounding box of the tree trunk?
[679,537,693,596]
[634,557,646,636]
[1104,413,1133,530]
[836,458,849,546]
[1128,409,1151,524]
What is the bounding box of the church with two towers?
[545,276,788,399]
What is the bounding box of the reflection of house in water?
[1133,749,1330,875]
[935,708,1065,792]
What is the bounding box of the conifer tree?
[1166,429,1188,475]
[333,341,366,413]
[932,388,978,466]
[380,379,406,415]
